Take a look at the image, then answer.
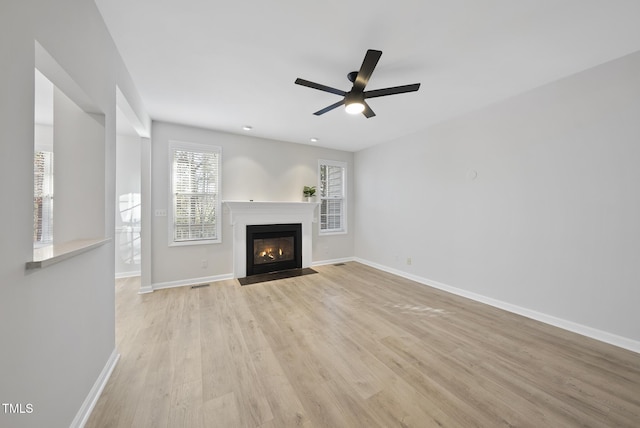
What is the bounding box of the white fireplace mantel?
[223,201,320,278]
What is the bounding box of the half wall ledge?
[26,238,111,270]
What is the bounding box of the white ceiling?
[94,1,640,152]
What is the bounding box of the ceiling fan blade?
[362,101,376,118]
[364,83,421,99]
[295,78,346,97]
[314,99,345,116]
[353,49,382,92]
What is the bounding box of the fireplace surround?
[224,201,319,278]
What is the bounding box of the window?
[34,68,54,248]
[319,159,347,234]
[169,141,221,245]
[34,150,54,246]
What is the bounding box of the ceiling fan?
[295,49,420,118]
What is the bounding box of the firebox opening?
[246,223,302,276]
[253,237,294,265]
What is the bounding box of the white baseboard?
[311,256,356,267]
[138,284,154,294]
[115,270,141,279]
[354,258,640,354]
[150,273,234,292]
[70,349,120,428]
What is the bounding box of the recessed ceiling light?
[310,137,319,143]
[242,125,253,131]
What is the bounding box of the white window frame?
[168,141,222,246]
[318,159,347,235]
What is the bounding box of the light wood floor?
[86,262,640,427]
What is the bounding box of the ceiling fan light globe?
[345,102,365,115]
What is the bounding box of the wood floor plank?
[226,282,312,426]
[168,379,204,428]
[86,262,640,427]
[214,283,274,427]
[202,391,241,428]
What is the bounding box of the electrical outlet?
[201,259,208,268]
[406,257,412,266]
[155,209,167,217]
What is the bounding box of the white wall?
[0,1,148,427]
[355,50,640,346]
[34,124,53,152]
[53,87,106,243]
[150,121,354,287]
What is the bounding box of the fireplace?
[224,201,318,278]
[246,223,302,276]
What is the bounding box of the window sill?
[319,230,348,236]
[169,237,221,247]
[26,238,111,270]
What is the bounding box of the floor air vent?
[333,263,346,266]
[191,283,210,289]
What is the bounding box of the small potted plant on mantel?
[303,186,316,202]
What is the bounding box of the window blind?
[171,145,220,243]
[34,150,53,245]
[319,161,346,233]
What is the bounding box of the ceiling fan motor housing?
[345,90,364,105]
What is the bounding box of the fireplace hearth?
[246,223,302,276]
